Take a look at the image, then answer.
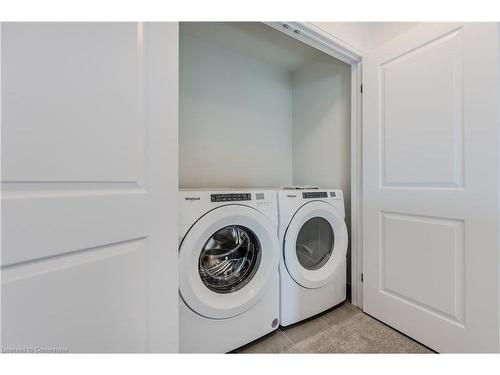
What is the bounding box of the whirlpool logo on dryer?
[184,196,201,201]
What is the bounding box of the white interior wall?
[369,22,420,48]
[309,22,372,53]
[179,32,293,189]
[291,53,352,290]
[312,22,419,53]
[180,24,353,192]
[292,54,351,192]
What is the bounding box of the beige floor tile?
[319,302,362,326]
[344,313,432,353]
[236,302,434,354]
[293,327,353,353]
[237,330,295,354]
[281,315,330,345]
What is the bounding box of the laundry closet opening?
[178,22,354,298]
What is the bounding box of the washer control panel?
[210,193,251,202]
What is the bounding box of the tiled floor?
[234,302,434,353]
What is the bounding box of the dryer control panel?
[281,189,342,202]
[302,191,328,199]
[302,191,340,199]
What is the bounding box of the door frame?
[265,22,364,307]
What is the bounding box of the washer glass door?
[199,225,261,293]
[179,205,279,319]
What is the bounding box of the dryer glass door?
[283,201,347,289]
[296,217,335,271]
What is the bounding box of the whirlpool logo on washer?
[184,196,201,201]
[286,194,297,198]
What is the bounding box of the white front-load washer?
[178,189,280,353]
[277,188,348,326]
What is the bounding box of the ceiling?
[180,22,324,72]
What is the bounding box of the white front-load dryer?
[178,189,280,353]
[277,188,347,326]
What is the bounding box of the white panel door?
[363,23,500,352]
[1,22,179,353]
